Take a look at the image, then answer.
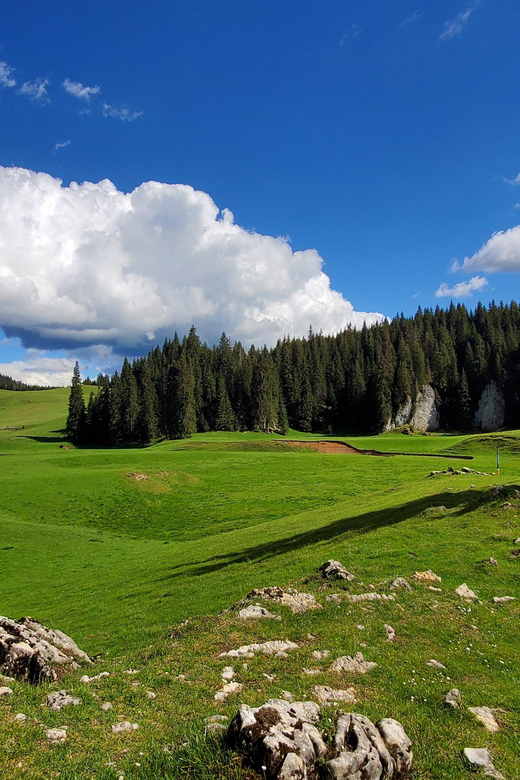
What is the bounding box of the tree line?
[0,373,53,392]
[66,300,520,445]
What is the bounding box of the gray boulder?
[0,615,91,684]
[319,560,355,581]
[410,385,439,432]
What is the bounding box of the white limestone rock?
[220,640,298,658]
[319,560,355,581]
[46,690,81,712]
[330,652,377,674]
[455,583,478,600]
[111,721,138,734]
[246,587,322,614]
[468,706,500,733]
[411,385,439,432]
[239,605,282,621]
[473,381,505,432]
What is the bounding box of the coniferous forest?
[67,301,520,445]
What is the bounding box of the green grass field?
[0,388,519,779]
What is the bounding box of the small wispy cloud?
[54,140,71,152]
[402,11,422,26]
[435,275,488,298]
[504,172,520,186]
[514,203,520,210]
[19,77,50,104]
[412,291,420,298]
[351,23,362,37]
[0,61,16,88]
[63,78,100,101]
[102,103,143,122]
[440,3,480,40]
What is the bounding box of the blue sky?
[1,0,519,384]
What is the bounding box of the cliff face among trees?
[69,301,520,445]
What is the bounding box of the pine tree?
[66,361,86,444]
[215,376,235,430]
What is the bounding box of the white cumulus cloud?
[455,225,520,273]
[102,103,142,121]
[0,60,16,88]
[435,275,488,298]
[0,166,384,353]
[19,77,50,103]
[62,78,100,101]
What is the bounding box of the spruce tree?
[66,361,86,444]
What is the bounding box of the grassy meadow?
[0,388,519,779]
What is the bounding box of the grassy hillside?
[0,388,518,779]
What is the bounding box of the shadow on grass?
[160,488,486,580]
[23,435,67,443]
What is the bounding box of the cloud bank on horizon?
[0,166,385,361]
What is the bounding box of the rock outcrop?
[394,396,413,428]
[410,385,439,432]
[473,381,505,432]
[246,587,322,614]
[228,700,413,780]
[0,616,91,684]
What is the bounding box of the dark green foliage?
[0,373,52,391]
[76,301,520,445]
[66,361,86,444]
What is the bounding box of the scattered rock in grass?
[390,577,412,591]
[80,671,110,683]
[514,537,520,544]
[46,727,67,743]
[486,557,499,566]
[302,668,321,676]
[127,472,149,481]
[444,689,461,709]
[357,624,365,630]
[146,691,156,699]
[214,682,243,702]
[509,548,520,559]
[455,583,478,600]
[245,587,322,614]
[282,691,294,702]
[492,596,515,604]
[101,702,113,711]
[319,560,355,581]
[384,624,396,642]
[462,748,504,779]
[312,685,356,705]
[112,721,138,734]
[413,570,441,583]
[468,707,500,733]
[46,691,81,712]
[124,668,139,674]
[502,502,512,509]
[307,633,317,641]
[238,605,282,621]
[428,586,442,592]
[325,714,412,780]
[426,659,446,670]
[325,594,342,604]
[206,714,227,724]
[227,699,325,779]
[220,640,299,658]
[0,686,13,696]
[330,652,377,674]
[206,720,227,734]
[312,650,330,660]
[14,713,28,721]
[222,666,235,681]
[347,592,395,603]
[0,615,91,684]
